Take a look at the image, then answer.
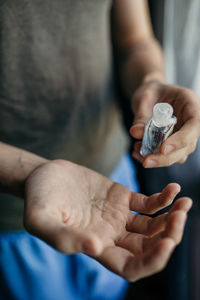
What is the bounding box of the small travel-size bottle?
[140,103,177,157]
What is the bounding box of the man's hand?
[24,160,192,281]
[130,80,200,168]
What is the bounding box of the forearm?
[117,37,166,99]
[0,142,48,197]
[111,0,166,99]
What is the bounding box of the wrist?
[0,142,49,198]
[21,156,49,198]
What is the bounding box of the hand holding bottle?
[130,80,200,168]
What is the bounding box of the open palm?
[24,160,192,281]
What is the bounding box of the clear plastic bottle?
[140,103,177,157]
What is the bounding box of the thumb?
[129,119,146,140]
[25,214,103,257]
[53,227,103,257]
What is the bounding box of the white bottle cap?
[152,103,174,127]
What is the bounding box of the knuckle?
[143,89,153,99]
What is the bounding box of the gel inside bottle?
[140,103,177,157]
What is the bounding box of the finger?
[126,212,168,237]
[117,232,145,255]
[132,141,144,163]
[130,183,181,214]
[24,213,103,256]
[123,238,175,281]
[127,197,192,237]
[160,118,200,155]
[132,87,155,114]
[143,147,187,168]
[132,143,188,168]
[169,197,193,214]
[130,123,145,140]
[163,210,187,244]
[122,208,188,262]
[130,91,155,139]
[99,238,175,282]
[125,197,192,251]
[98,245,134,278]
[144,209,188,252]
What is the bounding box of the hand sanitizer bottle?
[140,103,177,157]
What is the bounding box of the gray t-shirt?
[0,0,129,230]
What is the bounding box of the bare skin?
[130,81,200,167]
[112,0,200,167]
[0,0,196,282]
[24,159,192,281]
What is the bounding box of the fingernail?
[164,145,175,154]
[130,124,145,138]
[145,159,157,168]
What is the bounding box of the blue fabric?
[0,154,139,300]
[110,154,139,193]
